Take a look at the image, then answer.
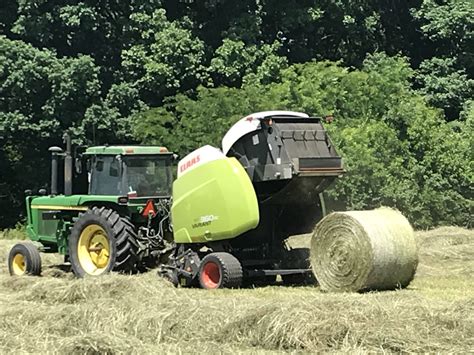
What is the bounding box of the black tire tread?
[69,206,138,276]
[200,252,242,289]
[8,242,42,276]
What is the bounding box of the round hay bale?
[310,207,418,292]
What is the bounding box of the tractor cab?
[82,146,174,198]
[45,135,175,201]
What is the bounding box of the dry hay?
[0,226,472,353]
[415,226,474,279]
[310,208,418,292]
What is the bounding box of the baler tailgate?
[226,115,344,205]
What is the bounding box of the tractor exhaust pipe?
[48,146,63,195]
[63,133,73,196]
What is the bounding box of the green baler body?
[171,157,259,243]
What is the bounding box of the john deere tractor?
[8,111,344,288]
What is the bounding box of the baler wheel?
[198,252,242,289]
[8,243,42,276]
[69,207,138,277]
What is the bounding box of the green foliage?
[257,1,421,66]
[122,9,208,104]
[414,0,473,62]
[132,107,177,150]
[210,39,287,86]
[0,0,18,35]
[413,0,474,120]
[329,121,413,210]
[416,57,474,120]
[10,0,162,66]
[0,1,472,228]
[0,36,100,137]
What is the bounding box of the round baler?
[164,111,345,288]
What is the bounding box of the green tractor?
[11,142,175,277]
[8,111,344,289]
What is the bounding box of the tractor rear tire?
[8,243,42,276]
[69,207,139,277]
[199,252,242,289]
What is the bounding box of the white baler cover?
[221,111,309,155]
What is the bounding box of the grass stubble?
[0,226,472,354]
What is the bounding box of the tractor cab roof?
[84,146,170,156]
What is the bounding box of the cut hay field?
[0,227,473,353]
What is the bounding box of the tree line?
[0,0,472,228]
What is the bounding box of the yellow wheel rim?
[78,224,111,275]
[12,253,26,275]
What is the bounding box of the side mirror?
[173,154,179,161]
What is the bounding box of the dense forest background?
[0,0,472,229]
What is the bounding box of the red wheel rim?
[201,261,221,289]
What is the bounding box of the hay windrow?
[0,226,472,353]
[310,208,418,292]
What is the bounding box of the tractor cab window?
[123,156,172,197]
[88,154,172,197]
[89,156,122,195]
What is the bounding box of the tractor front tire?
[69,207,138,277]
[8,243,42,276]
[198,252,242,289]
